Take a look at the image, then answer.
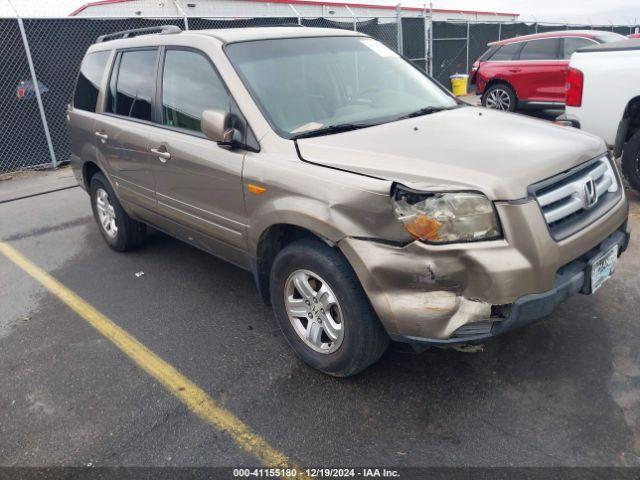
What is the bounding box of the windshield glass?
[595,32,627,43]
[225,36,458,138]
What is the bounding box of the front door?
[94,48,160,214]
[514,38,564,103]
[147,47,248,266]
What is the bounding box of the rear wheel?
[622,130,640,193]
[482,83,517,112]
[270,238,389,377]
[89,172,146,251]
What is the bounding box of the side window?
[562,37,596,59]
[490,42,523,61]
[519,38,561,61]
[478,46,498,62]
[161,49,230,132]
[73,50,110,111]
[108,49,157,121]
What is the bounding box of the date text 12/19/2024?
[233,468,401,478]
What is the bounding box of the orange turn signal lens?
[247,183,267,195]
[403,214,442,241]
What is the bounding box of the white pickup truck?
[558,39,640,192]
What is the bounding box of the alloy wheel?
[485,88,512,111]
[284,269,344,354]
[95,187,118,239]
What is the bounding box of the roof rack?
[255,23,305,27]
[96,25,182,43]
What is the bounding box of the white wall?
[73,0,519,22]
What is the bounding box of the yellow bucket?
[450,74,469,96]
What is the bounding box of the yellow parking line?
[0,241,309,479]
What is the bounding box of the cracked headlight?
[392,185,502,244]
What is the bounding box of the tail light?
[470,60,480,84]
[565,67,583,107]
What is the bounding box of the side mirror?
[201,109,234,144]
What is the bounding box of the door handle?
[508,68,522,73]
[150,147,171,163]
[94,131,108,143]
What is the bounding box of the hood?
[296,107,606,200]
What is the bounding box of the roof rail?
[96,25,182,43]
[255,23,305,27]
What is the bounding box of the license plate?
[590,244,618,293]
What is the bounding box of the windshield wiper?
[291,122,371,140]
[396,105,459,120]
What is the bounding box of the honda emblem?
[583,178,598,209]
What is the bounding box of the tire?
[621,130,640,193]
[270,238,389,377]
[482,83,517,112]
[89,172,146,252]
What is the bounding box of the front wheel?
[482,83,517,112]
[622,130,640,193]
[270,238,389,377]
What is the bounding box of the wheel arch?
[82,161,103,190]
[253,223,338,305]
[483,78,517,96]
[614,96,640,158]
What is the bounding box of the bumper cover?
[390,227,630,350]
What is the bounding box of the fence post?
[345,5,357,31]
[428,2,433,75]
[465,20,470,74]
[172,0,189,30]
[16,17,58,169]
[422,6,429,74]
[396,3,403,54]
[289,4,302,25]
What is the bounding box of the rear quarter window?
[73,50,110,112]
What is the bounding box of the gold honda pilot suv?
[69,25,630,376]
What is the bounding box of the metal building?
[69,0,519,22]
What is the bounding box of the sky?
[2,0,639,24]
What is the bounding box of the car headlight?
[392,185,502,244]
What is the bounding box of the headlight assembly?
[392,185,502,244]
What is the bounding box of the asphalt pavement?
[1,172,639,470]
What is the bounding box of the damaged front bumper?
[338,197,629,349]
[391,229,629,350]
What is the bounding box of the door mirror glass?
[201,109,234,144]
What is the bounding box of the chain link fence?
[0,5,638,173]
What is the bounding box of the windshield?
[595,32,627,43]
[225,36,458,138]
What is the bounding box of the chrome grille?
[531,156,621,241]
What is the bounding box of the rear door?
[514,38,563,103]
[93,48,160,214]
